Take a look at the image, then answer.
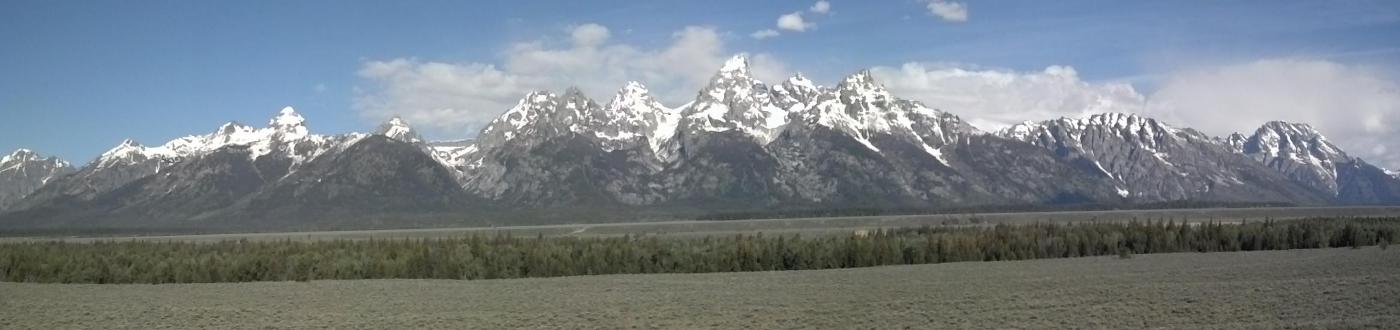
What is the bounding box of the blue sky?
[3,0,1399,167]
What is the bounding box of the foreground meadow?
[1,247,1396,328]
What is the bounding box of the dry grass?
[1,247,1397,329]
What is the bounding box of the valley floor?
[2,248,1397,329]
[7,205,1400,242]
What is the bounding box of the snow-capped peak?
[1,148,69,168]
[91,107,358,173]
[1224,132,1248,153]
[772,73,822,111]
[271,106,305,128]
[613,81,651,104]
[94,139,169,169]
[679,54,788,144]
[998,113,1190,173]
[1236,121,1349,194]
[796,69,968,163]
[834,70,892,101]
[1246,121,1346,160]
[268,106,309,140]
[376,116,423,144]
[2,149,37,164]
[719,54,750,75]
[596,81,679,158]
[788,72,814,88]
[838,70,881,90]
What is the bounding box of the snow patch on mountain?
[1,149,71,178]
[998,113,1200,181]
[798,70,962,164]
[600,81,680,159]
[93,106,359,173]
[0,148,75,210]
[376,116,424,145]
[1234,121,1350,195]
[680,55,790,145]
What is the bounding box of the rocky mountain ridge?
[3,55,1398,232]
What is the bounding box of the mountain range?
[3,55,1398,233]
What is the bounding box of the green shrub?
[1,217,1396,284]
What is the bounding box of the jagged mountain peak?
[376,116,423,144]
[0,148,75,211]
[93,138,166,169]
[1082,112,1174,130]
[772,73,823,111]
[268,106,310,140]
[1224,132,1248,153]
[681,54,788,144]
[834,69,892,101]
[1246,121,1345,158]
[790,69,970,163]
[216,121,253,135]
[1236,120,1351,195]
[3,149,37,164]
[1004,113,1187,143]
[270,106,305,127]
[838,69,877,87]
[612,81,653,103]
[719,54,750,75]
[2,148,69,169]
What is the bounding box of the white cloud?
[871,63,1146,130]
[1143,59,1400,169]
[355,24,790,138]
[924,0,968,23]
[751,29,781,40]
[810,1,831,14]
[569,23,610,48]
[777,12,815,32]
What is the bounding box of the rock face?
[0,149,73,210]
[232,135,474,227]
[1230,121,1400,204]
[4,55,1399,232]
[998,113,1329,204]
[0,112,470,231]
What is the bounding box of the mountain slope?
[1233,121,1400,204]
[228,135,476,228]
[999,113,1329,204]
[0,149,74,211]
[5,56,1396,233]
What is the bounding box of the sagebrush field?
[2,248,1396,328]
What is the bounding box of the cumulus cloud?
[810,1,831,14]
[751,29,781,40]
[871,63,1145,130]
[872,59,1400,170]
[924,0,968,23]
[355,24,790,137]
[1143,59,1400,169]
[569,23,610,48]
[777,12,815,32]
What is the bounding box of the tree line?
[1,217,1395,284]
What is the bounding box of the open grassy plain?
[2,247,1396,329]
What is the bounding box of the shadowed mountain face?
[3,55,1398,233]
[229,135,476,228]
